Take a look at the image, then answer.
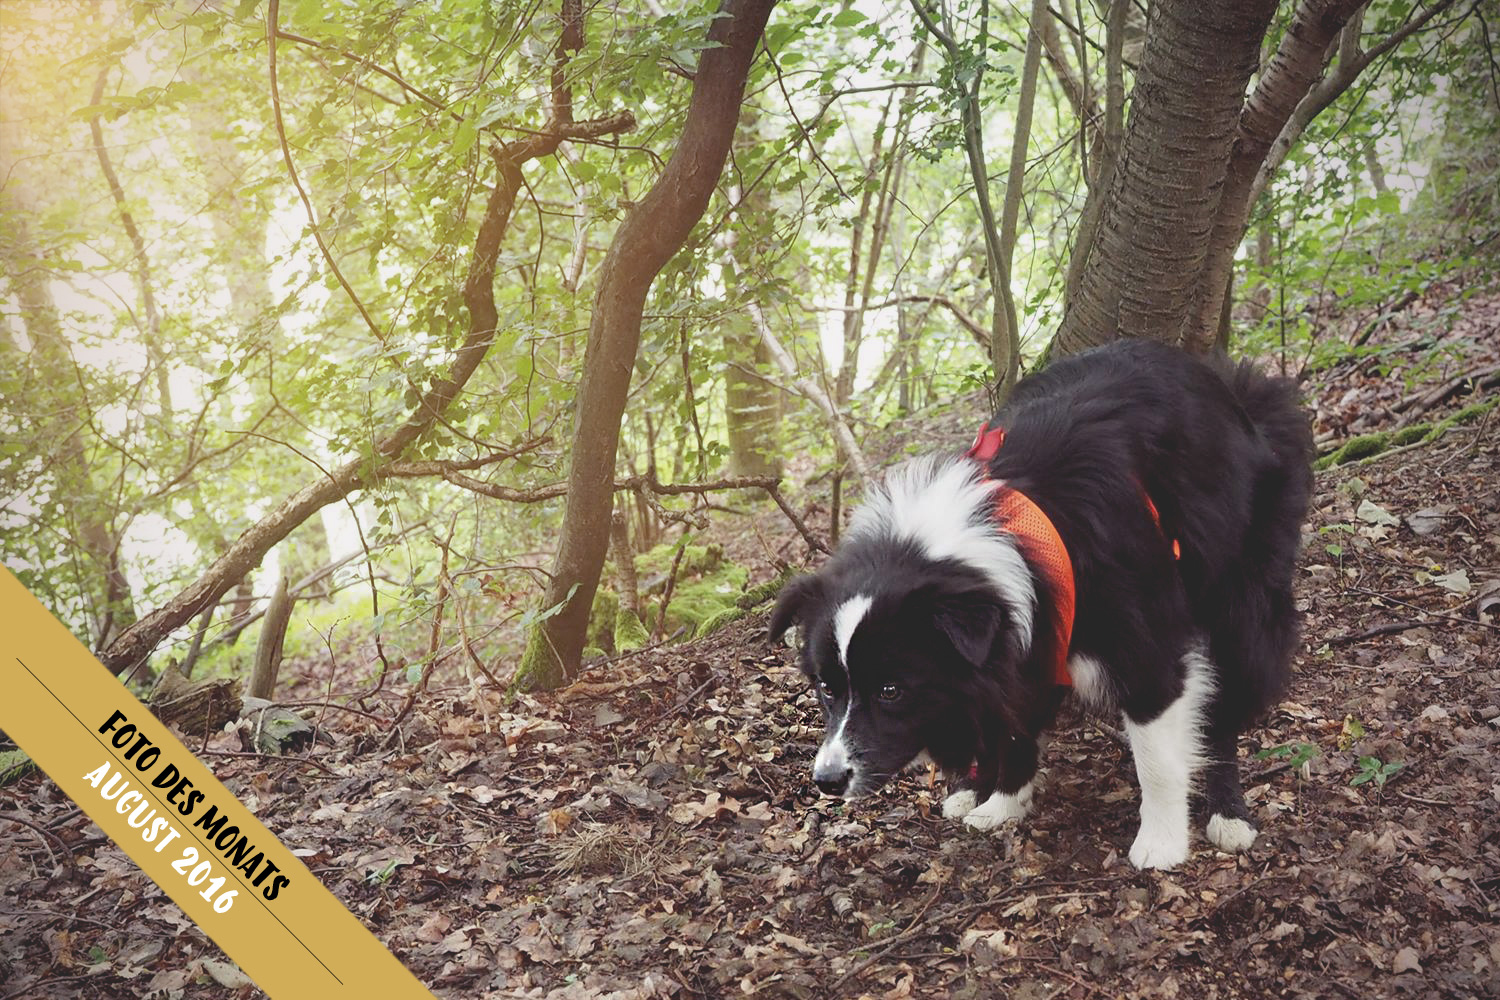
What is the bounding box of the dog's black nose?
[814,767,851,796]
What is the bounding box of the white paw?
[1205,814,1257,853]
[961,787,1031,832]
[941,789,977,819]
[1128,823,1189,870]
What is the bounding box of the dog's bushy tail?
[1211,360,1316,730]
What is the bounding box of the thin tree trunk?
[517,0,778,692]
[1064,0,1127,309]
[90,68,171,419]
[1185,0,1367,350]
[0,119,136,650]
[249,574,292,700]
[911,0,1021,392]
[997,0,1047,369]
[1186,0,1460,350]
[610,506,640,620]
[723,107,784,480]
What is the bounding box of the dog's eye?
[817,679,835,699]
[878,683,902,702]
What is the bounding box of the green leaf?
[452,117,479,156]
[830,9,867,27]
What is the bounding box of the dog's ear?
[931,588,1006,668]
[769,574,825,643]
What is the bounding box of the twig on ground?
[1348,586,1500,634]
[1326,619,1431,645]
[0,811,72,870]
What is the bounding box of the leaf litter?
[2,333,1499,999]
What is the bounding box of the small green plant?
[1350,756,1404,788]
[366,858,401,885]
[1258,741,1321,787]
[1256,741,1321,771]
[1318,522,1354,559]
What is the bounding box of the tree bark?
[1184,0,1367,351]
[249,574,292,700]
[998,0,1048,364]
[911,0,1021,392]
[1064,0,1127,309]
[516,0,778,692]
[722,108,784,480]
[1051,0,1278,357]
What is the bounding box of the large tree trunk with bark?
[1053,0,1460,358]
[515,0,778,692]
[1053,0,1278,357]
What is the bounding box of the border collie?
[770,340,1313,869]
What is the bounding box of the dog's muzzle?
[813,739,854,797]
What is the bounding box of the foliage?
[1351,755,1405,788]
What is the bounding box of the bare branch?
[807,294,989,349]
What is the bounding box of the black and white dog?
[770,340,1313,869]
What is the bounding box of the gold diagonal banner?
[0,566,436,999]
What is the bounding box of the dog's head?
[769,556,1021,799]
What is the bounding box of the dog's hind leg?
[1124,651,1214,869]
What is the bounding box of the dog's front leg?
[960,736,1038,832]
[940,751,996,821]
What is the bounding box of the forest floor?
[3,281,1499,1000]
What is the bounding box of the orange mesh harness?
[966,422,1181,687]
[966,425,1075,686]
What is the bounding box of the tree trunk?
[516,0,778,692]
[998,0,1048,365]
[911,0,1021,392]
[0,118,137,650]
[249,574,293,700]
[723,109,784,480]
[1052,0,1278,357]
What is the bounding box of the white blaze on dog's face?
[807,595,872,795]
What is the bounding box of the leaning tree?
[512,0,780,691]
